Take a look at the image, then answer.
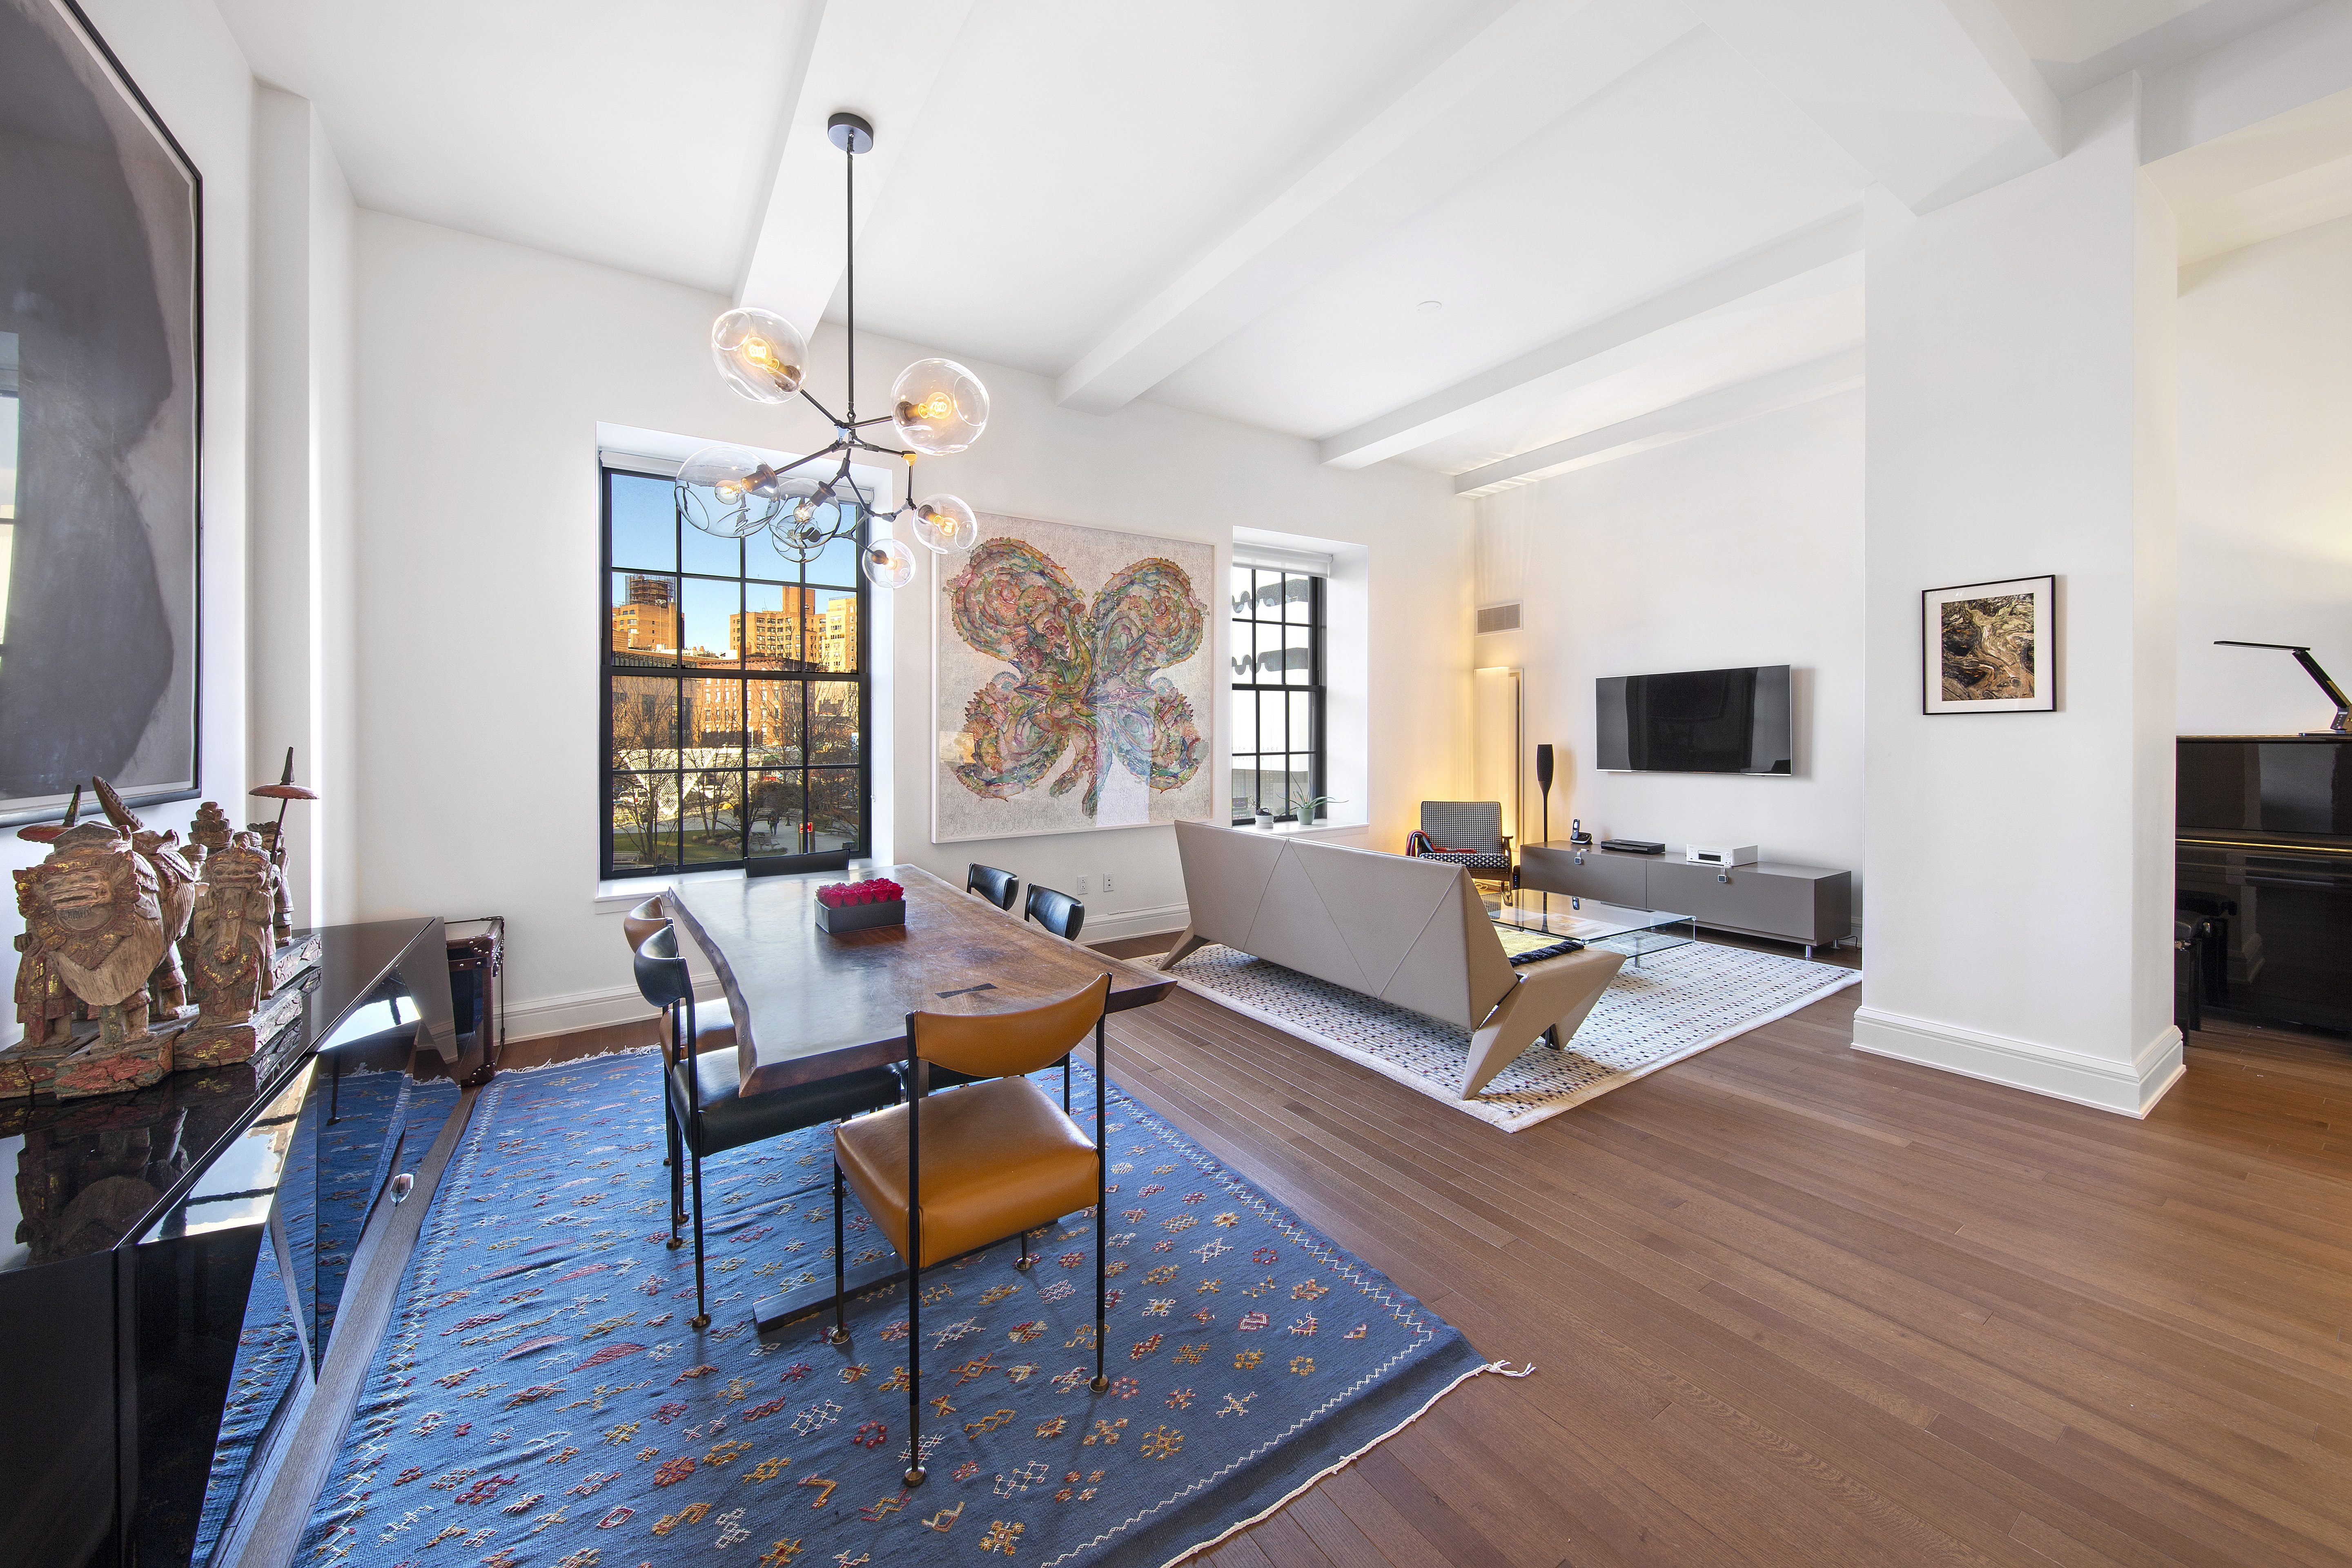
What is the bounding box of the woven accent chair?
[966,863,1019,912]
[634,925,900,1327]
[831,975,1113,1486]
[1407,800,1515,891]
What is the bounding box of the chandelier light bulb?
[711,307,808,403]
[863,533,917,590]
[676,443,783,537]
[911,493,978,554]
[889,358,989,455]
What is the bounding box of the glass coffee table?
[1492,894,1697,968]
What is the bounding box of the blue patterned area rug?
[298,1051,1506,1568]
[1167,940,1861,1132]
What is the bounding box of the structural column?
[1855,78,2181,1115]
[249,88,357,928]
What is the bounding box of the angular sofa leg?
[1156,927,1211,973]
[1460,952,1626,1098]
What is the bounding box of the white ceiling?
[216,0,2342,489]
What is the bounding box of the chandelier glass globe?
[889,358,989,455]
[677,443,783,537]
[911,493,978,554]
[711,307,808,403]
[862,533,917,590]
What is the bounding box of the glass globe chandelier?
[677,111,988,589]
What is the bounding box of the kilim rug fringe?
[1158,1359,1535,1567]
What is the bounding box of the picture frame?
[1922,575,2056,715]
[0,0,205,826]
[931,510,1213,844]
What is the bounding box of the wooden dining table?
[660,863,1174,1330]
[662,863,1175,1095]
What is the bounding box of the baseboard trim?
[1851,1004,2184,1118]
[1080,902,1189,947]
[506,978,722,1042]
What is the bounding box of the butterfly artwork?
[933,516,1214,841]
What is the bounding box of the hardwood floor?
[1082,933,2352,1568]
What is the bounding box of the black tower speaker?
[1535,744,1554,793]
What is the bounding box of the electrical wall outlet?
[1102,873,1114,893]
[1075,876,1088,895]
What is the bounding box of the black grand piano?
[2178,641,2352,1038]
[0,918,483,1568]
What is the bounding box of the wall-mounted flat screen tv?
[1597,665,1792,774]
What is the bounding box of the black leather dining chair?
[1024,884,1085,942]
[966,863,1019,911]
[633,924,902,1327]
[626,895,728,1200]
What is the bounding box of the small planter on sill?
[815,877,906,934]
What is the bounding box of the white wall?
[1854,81,2182,1118]
[348,212,1469,1037]
[2176,214,2352,734]
[1470,390,1866,900]
[0,0,265,1045]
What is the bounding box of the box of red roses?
[814,876,906,934]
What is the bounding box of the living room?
[4,2,2351,1566]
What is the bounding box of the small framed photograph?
[1923,575,2056,715]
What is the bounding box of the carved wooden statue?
[186,800,232,869]
[12,871,80,1048]
[93,777,198,1017]
[185,834,276,1031]
[18,824,167,1047]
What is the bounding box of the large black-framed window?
[601,465,869,878]
[1229,567,1324,823]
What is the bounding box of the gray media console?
[1518,843,1852,957]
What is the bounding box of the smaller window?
[1229,568,1324,823]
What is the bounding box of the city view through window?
[1230,567,1324,822]
[602,467,866,875]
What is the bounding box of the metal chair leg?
[905,1213,924,1486]
[687,1146,710,1329]
[1062,1054,1071,1115]
[1016,1227,1032,1271]
[826,1161,850,1345]
[1090,1016,1109,1394]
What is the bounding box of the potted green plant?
[1294,794,1345,825]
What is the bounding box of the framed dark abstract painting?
[0,0,202,825]
[1923,574,2056,715]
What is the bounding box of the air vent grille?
[1476,602,1522,635]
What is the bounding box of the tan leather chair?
[831,975,1112,1486]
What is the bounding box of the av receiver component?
[1599,838,1665,855]
[1686,844,1758,868]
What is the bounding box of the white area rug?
[1166,940,1861,1131]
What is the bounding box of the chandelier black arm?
[848,414,897,428]
[798,385,843,427]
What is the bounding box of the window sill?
[1232,818,1372,839]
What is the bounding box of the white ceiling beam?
[733,0,977,337]
[1686,0,2059,213]
[1450,347,1863,496]
[2143,0,2352,165]
[1318,208,1861,469]
[1050,0,1701,416]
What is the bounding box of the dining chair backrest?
[907,974,1110,1082]
[633,925,693,1013]
[1024,884,1085,942]
[623,895,669,955]
[966,863,1019,912]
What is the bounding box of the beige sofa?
[1160,820,1625,1098]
